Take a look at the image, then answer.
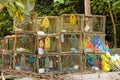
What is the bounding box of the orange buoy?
[39,40,44,48]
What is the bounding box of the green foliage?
[0,0,29,15]
[0,8,13,39]
[91,0,120,16]
[54,0,64,4]
[34,0,84,16]
[91,0,109,15]
[0,0,36,39]
[0,0,36,23]
[112,1,120,13]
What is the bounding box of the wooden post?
[84,0,91,16]
[13,33,17,69]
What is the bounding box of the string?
[21,54,26,69]
[45,57,50,71]
[22,33,29,44]
[70,32,77,48]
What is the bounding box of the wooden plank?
[0,75,16,79]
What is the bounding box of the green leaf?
[113,1,120,7]
[15,1,25,9]
[103,0,112,3]
[7,8,14,17]
[9,2,17,12]
[21,9,30,15]
[112,1,120,13]
[54,0,64,4]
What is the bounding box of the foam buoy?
[39,40,44,48]
[69,14,77,26]
[102,66,110,72]
[106,52,111,58]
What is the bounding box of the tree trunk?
[84,0,92,32]
[84,0,91,16]
[108,2,117,48]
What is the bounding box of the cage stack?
[59,14,84,72]
[12,12,37,72]
[36,16,61,73]
[0,13,107,74]
[82,15,106,71]
[1,36,15,70]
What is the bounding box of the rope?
[22,33,29,44]
[21,54,26,69]
[70,33,77,48]
[45,57,50,71]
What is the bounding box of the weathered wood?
[0,75,16,79]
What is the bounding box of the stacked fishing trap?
[1,13,113,77]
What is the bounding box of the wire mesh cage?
[83,32,106,52]
[2,52,13,69]
[37,35,59,55]
[14,53,35,72]
[83,53,102,72]
[60,54,82,72]
[0,40,4,49]
[37,55,60,73]
[60,32,82,53]
[1,36,15,51]
[60,14,84,32]
[14,32,36,53]
[84,15,106,32]
[13,12,37,32]
[37,16,59,34]
[111,48,120,54]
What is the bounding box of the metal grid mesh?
[14,53,35,72]
[61,32,82,52]
[37,16,59,34]
[60,54,82,72]
[84,15,106,32]
[15,33,36,53]
[60,14,84,32]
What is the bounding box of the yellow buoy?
[117,59,120,64]
[42,17,50,28]
[69,14,77,26]
[44,37,50,49]
[100,54,107,61]
[19,14,24,22]
[101,61,109,67]
[106,52,111,58]
[102,66,110,72]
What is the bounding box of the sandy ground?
[60,71,120,80]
